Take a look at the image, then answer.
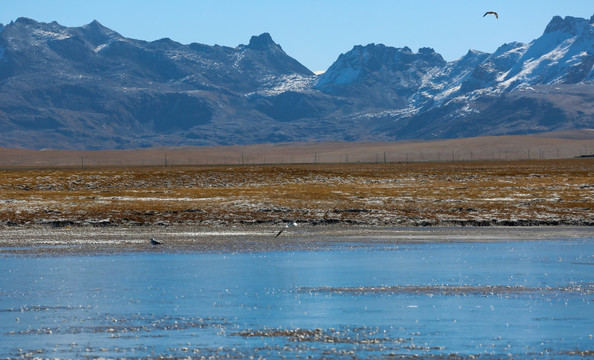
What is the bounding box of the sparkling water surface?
[1,237,592,359]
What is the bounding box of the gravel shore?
[1,224,591,255]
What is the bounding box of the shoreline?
[0,223,592,256]
[2,216,593,228]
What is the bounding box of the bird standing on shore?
[483,11,498,19]
[150,238,163,245]
[275,222,298,238]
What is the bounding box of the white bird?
[275,222,298,238]
[150,238,163,245]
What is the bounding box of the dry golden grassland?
[1,133,593,168]
[0,159,592,227]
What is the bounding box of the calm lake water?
[1,237,593,359]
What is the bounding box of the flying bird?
[275,222,298,238]
[150,238,163,245]
[483,11,498,19]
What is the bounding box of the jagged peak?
[150,37,183,48]
[247,32,280,51]
[80,19,122,43]
[348,43,419,57]
[356,43,411,52]
[418,47,436,55]
[417,47,446,63]
[82,19,120,34]
[84,19,106,29]
[153,37,176,44]
[544,15,591,36]
[464,49,487,57]
[14,17,39,26]
[8,17,118,39]
[452,49,489,66]
[344,43,445,66]
[7,17,75,37]
[319,42,448,89]
[493,41,525,56]
[4,17,71,41]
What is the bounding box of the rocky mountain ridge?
[0,15,592,149]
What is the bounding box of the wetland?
[0,229,592,359]
[0,159,592,358]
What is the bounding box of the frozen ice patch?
[100,196,224,202]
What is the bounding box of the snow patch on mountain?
[320,64,360,86]
[498,15,594,89]
[31,28,72,44]
[94,43,109,53]
[232,51,246,70]
[248,74,318,96]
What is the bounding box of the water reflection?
[1,239,592,359]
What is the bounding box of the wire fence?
[0,143,592,168]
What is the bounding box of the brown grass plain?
[0,136,592,227]
[1,132,593,167]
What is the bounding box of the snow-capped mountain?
[315,45,447,108]
[0,15,592,149]
[314,14,593,140]
[460,14,594,93]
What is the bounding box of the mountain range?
[0,15,592,150]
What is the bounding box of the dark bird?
[275,222,298,238]
[150,238,163,245]
[483,11,498,19]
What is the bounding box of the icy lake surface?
[1,237,593,359]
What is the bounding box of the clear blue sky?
[1,1,592,72]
